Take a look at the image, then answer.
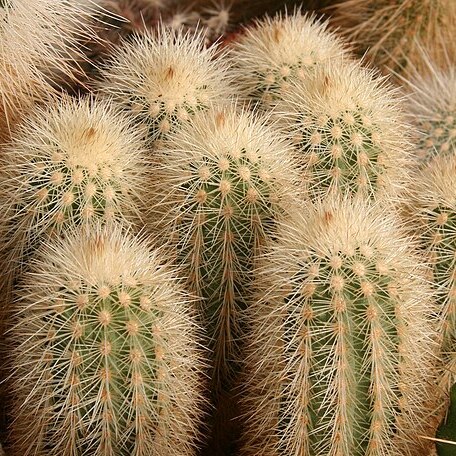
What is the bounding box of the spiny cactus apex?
[242,197,440,456]
[405,54,456,163]
[228,10,348,107]
[274,58,412,203]
[329,0,456,77]
[148,103,302,389]
[0,0,96,142]
[409,154,456,392]
[98,26,233,145]
[0,96,148,274]
[7,224,206,456]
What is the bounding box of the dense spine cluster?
[0,0,96,141]
[229,11,347,107]
[99,27,232,144]
[7,225,205,456]
[409,155,456,391]
[406,59,456,162]
[242,198,439,456]
[275,59,412,203]
[148,104,301,387]
[329,0,456,76]
[0,96,147,271]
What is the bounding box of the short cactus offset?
[409,154,456,391]
[406,57,456,163]
[329,0,456,76]
[0,96,147,272]
[99,27,232,144]
[7,224,205,456]
[229,11,348,107]
[275,59,412,203]
[0,0,96,142]
[148,103,301,388]
[242,197,439,456]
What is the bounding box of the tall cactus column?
[7,224,206,456]
[242,198,439,456]
[148,103,301,453]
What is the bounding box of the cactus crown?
[149,103,301,387]
[0,0,96,138]
[0,96,147,265]
[242,197,438,456]
[229,11,347,106]
[275,59,411,202]
[99,26,233,143]
[407,61,456,162]
[8,224,205,456]
[330,0,456,75]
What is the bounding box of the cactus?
[0,0,96,142]
[405,55,456,163]
[329,0,456,77]
[0,96,147,275]
[7,224,205,456]
[98,26,233,145]
[241,197,440,456]
[275,59,412,203]
[409,154,456,393]
[228,11,348,107]
[436,383,456,455]
[148,103,301,388]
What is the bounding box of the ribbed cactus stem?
[275,59,412,203]
[148,103,301,389]
[0,96,147,276]
[410,154,456,391]
[329,0,456,76]
[7,224,205,456]
[99,26,233,145]
[406,57,456,163]
[242,197,439,456]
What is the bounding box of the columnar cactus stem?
[242,197,439,456]
[148,103,301,389]
[0,96,147,276]
[329,0,456,76]
[405,56,456,163]
[7,224,205,456]
[275,59,412,203]
[229,11,348,107]
[409,154,456,392]
[99,26,233,145]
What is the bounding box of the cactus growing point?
[275,59,413,204]
[99,26,233,145]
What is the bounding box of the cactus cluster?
[275,59,412,203]
[241,197,438,456]
[0,3,455,455]
[8,224,205,456]
[99,27,233,144]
